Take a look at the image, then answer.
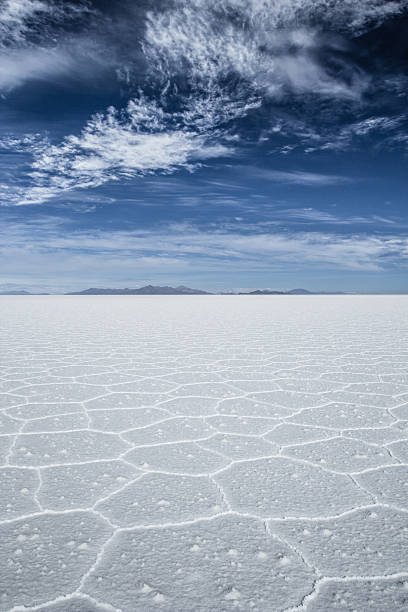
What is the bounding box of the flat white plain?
[1,295,408,612]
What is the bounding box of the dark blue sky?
[0,0,407,292]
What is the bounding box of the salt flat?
[0,295,408,612]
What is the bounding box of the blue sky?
[0,0,407,292]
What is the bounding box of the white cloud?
[1,217,408,287]
[0,0,93,91]
[0,46,77,91]
[1,97,235,205]
[313,116,407,152]
[0,0,54,46]
[144,3,369,102]
[142,0,407,105]
[1,0,407,204]
[248,169,351,186]
[0,0,90,48]
[282,209,366,224]
[270,113,408,154]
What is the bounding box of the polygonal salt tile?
[20,376,77,385]
[123,367,177,377]
[0,412,21,434]
[82,515,315,611]
[172,383,239,398]
[0,511,112,610]
[160,372,225,384]
[288,403,394,429]
[90,358,133,367]
[215,457,370,518]
[206,415,278,436]
[340,364,394,374]
[355,466,408,509]
[22,412,89,433]
[387,440,408,462]
[390,393,408,405]
[343,427,407,445]
[39,460,139,510]
[270,506,408,576]
[78,372,144,385]
[218,397,292,418]
[382,373,408,384]
[30,595,110,611]
[320,391,401,408]
[0,467,40,519]
[283,437,395,473]
[7,403,84,420]
[89,407,170,432]
[155,397,220,416]
[14,383,106,402]
[0,393,25,409]
[391,420,408,437]
[276,379,345,393]
[200,434,278,460]
[275,367,336,379]
[50,365,116,377]
[307,577,408,612]
[391,404,408,420]
[85,393,169,411]
[96,473,225,527]
[265,424,334,446]
[0,435,14,464]
[123,417,215,445]
[320,372,380,383]
[11,431,129,466]
[108,379,177,393]
[0,380,25,392]
[3,368,46,377]
[265,362,301,372]
[221,369,281,380]
[125,442,229,474]
[225,380,281,392]
[215,360,265,369]
[247,391,328,410]
[345,382,408,395]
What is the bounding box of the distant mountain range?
[66,286,346,295]
[66,285,210,295]
[240,288,312,295]
[241,288,346,295]
[0,290,32,295]
[1,285,399,295]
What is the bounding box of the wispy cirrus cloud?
[247,168,352,186]
[268,113,408,155]
[0,0,94,90]
[0,0,63,47]
[303,115,408,153]
[2,96,239,205]
[280,208,397,225]
[0,0,407,205]
[143,2,369,102]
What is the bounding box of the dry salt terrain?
[0,295,408,612]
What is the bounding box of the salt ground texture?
[0,295,408,612]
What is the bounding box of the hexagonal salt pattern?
[305,577,408,611]
[269,506,408,577]
[1,294,408,611]
[0,512,112,610]
[82,515,316,611]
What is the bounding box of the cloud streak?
[1,217,408,286]
[248,169,351,186]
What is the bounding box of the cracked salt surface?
[0,295,408,611]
